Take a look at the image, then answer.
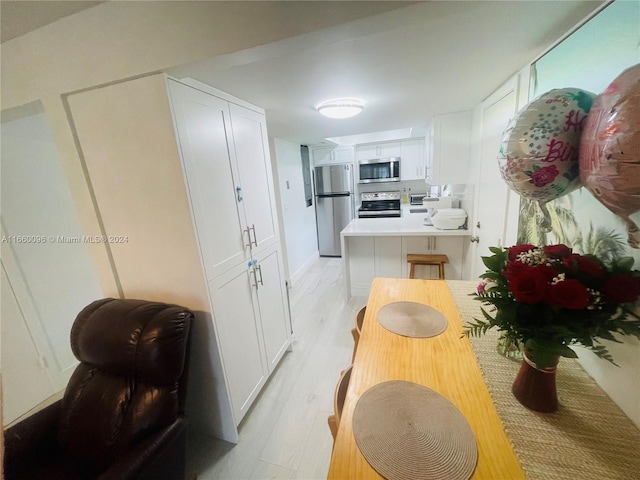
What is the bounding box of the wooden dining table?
[327,278,525,479]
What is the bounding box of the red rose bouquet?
[465,243,640,368]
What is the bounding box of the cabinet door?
[253,248,290,371]
[332,146,354,164]
[312,146,334,166]
[379,142,402,158]
[428,111,472,184]
[229,104,279,252]
[169,80,248,280]
[355,144,379,161]
[357,142,402,161]
[400,140,425,181]
[402,236,463,280]
[209,263,267,425]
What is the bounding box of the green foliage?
[464,244,640,369]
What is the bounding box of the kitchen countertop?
[342,206,471,236]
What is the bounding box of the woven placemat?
[377,301,448,338]
[352,380,478,480]
[446,280,640,480]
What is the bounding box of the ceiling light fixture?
[316,99,364,119]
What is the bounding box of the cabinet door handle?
[250,224,258,247]
[243,227,252,248]
[251,266,259,290]
[470,236,480,243]
[236,186,243,202]
[256,264,264,286]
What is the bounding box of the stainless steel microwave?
[358,157,400,184]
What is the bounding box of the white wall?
[524,0,640,427]
[1,102,103,423]
[272,139,319,284]
[0,2,404,426]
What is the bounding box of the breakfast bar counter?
[340,213,471,299]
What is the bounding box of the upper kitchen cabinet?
[400,139,425,181]
[356,141,401,161]
[311,145,354,166]
[425,110,472,185]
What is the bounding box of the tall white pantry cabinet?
[67,74,292,442]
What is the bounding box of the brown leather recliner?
[4,298,194,480]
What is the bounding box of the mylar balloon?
[579,64,640,248]
[499,88,595,231]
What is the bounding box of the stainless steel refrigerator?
[314,164,354,256]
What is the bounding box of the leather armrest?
[4,400,62,475]
[98,416,187,480]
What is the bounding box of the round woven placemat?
[353,381,478,480]
[377,301,448,337]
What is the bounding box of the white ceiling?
[2,1,603,147]
[0,1,104,43]
[169,1,603,146]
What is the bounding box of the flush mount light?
[316,99,364,119]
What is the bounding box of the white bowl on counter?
[429,208,467,230]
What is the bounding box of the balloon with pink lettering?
[498,88,595,231]
[580,64,640,248]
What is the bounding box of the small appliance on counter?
[429,208,468,230]
[358,191,401,218]
[422,196,453,225]
[409,193,428,205]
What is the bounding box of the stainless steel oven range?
[358,191,401,218]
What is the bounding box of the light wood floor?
[186,257,367,480]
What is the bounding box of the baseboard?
[290,251,320,287]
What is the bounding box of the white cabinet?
[356,140,424,180]
[169,83,248,280]
[311,145,354,166]
[400,139,425,181]
[229,104,279,253]
[68,74,291,440]
[208,263,268,423]
[252,247,291,370]
[401,236,464,279]
[426,111,472,185]
[346,234,465,296]
[356,141,401,161]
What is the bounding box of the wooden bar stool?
[407,254,449,279]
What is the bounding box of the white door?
[253,248,290,371]
[1,262,56,424]
[169,80,248,280]
[229,104,278,253]
[400,140,425,181]
[209,263,267,425]
[472,78,520,278]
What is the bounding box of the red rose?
[562,254,605,278]
[508,244,536,262]
[544,244,572,259]
[504,262,548,304]
[548,279,590,309]
[601,274,640,304]
[529,165,559,187]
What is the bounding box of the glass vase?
[511,349,560,413]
